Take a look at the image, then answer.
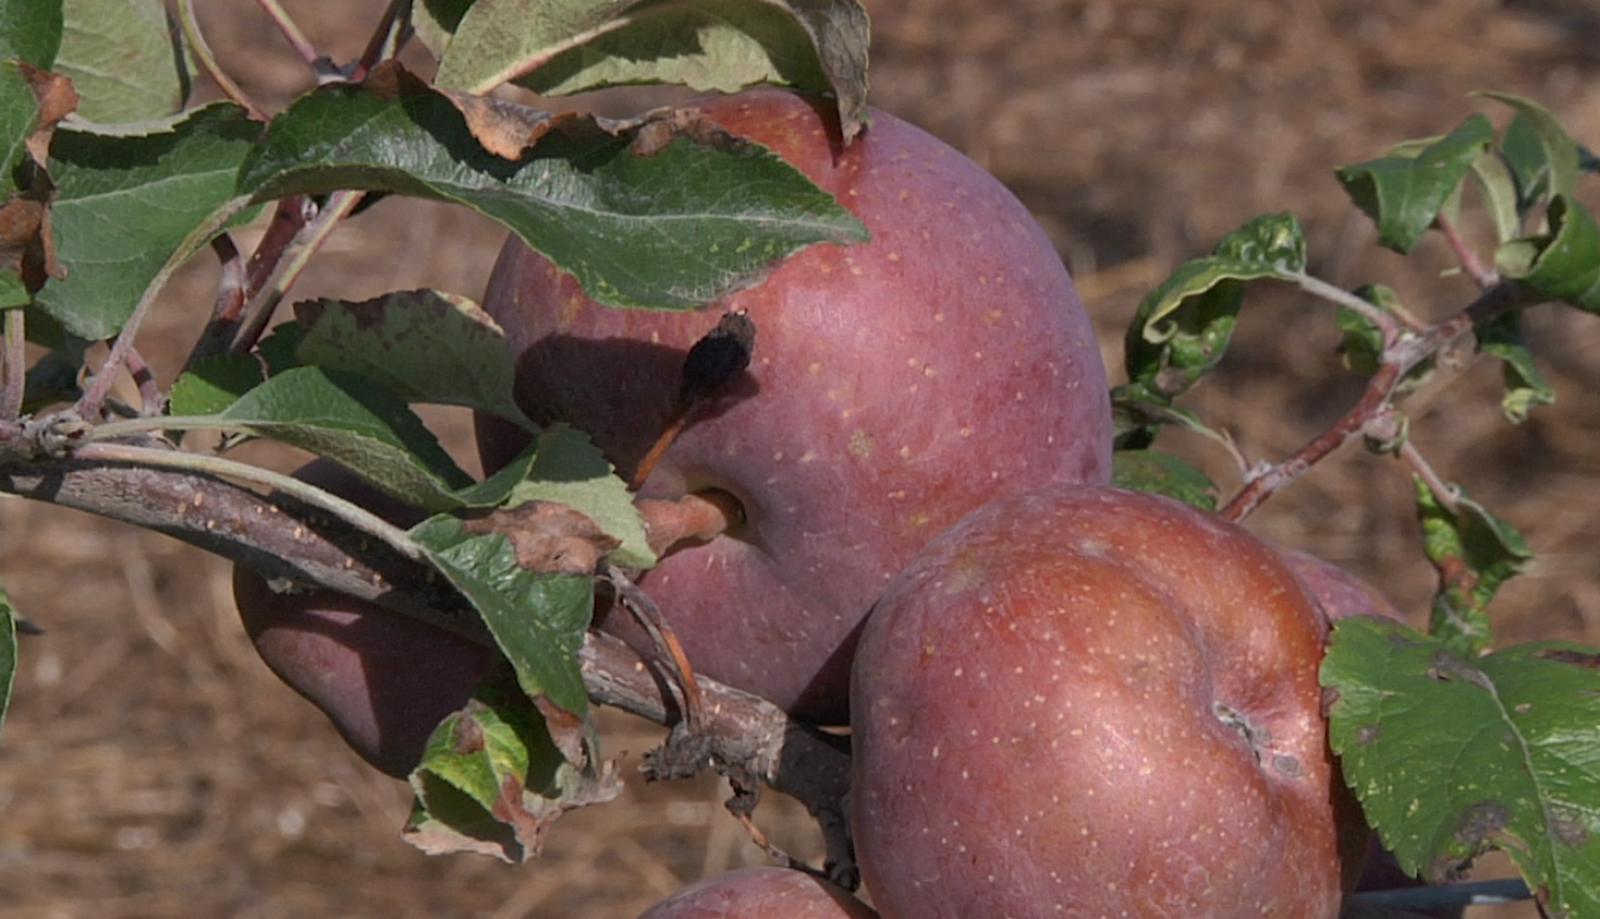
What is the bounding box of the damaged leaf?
[430,0,869,142]
[463,501,621,576]
[294,289,537,430]
[238,62,866,311]
[404,682,620,862]
[409,514,594,716]
[1323,616,1600,917]
[1415,478,1533,659]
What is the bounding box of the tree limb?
[0,452,856,880]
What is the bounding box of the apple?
[850,485,1366,919]
[233,460,495,777]
[1278,546,1406,626]
[477,88,1113,723]
[636,867,879,919]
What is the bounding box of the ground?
[1,1,1597,916]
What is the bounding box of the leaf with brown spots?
[463,500,620,576]
[18,63,77,164]
[238,61,866,313]
[1324,616,1600,914]
[294,288,536,430]
[403,686,621,863]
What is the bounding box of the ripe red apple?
[1278,546,1406,626]
[636,867,879,919]
[477,88,1112,723]
[233,460,494,777]
[850,485,1366,919]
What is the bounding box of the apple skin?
[850,485,1366,919]
[477,88,1112,723]
[233,460,495,777]
[1278,547,1406,626]
[636,867,879,919]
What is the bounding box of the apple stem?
[603,563,707,731]
[637,491,744,555]
[630,309,756,491]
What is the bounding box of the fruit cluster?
[236,89,1384,918]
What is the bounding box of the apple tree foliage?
[1,0,1599,913]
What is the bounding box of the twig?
[184,235,249,367]
[350,0,413,82]
[175,0,267,122]
[1399,440,1458,514]
[76,198,255,421]
[1289,269,1408,335]
[256,0,321,71]
[603,563,706,731]
[230,190,366,355]
[68,439,425,566]
[1,308,25,421]
[1435,212,1498,290]
[1221,282,1528,521]
[120,348,165,417]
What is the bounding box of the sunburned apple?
[477,88,1112,724]
[636,867,878,919]
[850,485,1367,919]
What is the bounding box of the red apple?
[1278,546,1406,626]
[850,485,1366,919]
[636,867,879,919]
[477,88,1112,723]
[233,460,495,777]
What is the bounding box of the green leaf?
[0,0,64,68]
[1467,147,1522,244]
[1475,312,1554,423]
[54,0,189,122]
[1110,449,1217,511]
[237,67,867,311]
[1,61,39,192]
[433,0,869,139]
[1414,478,1532,659]
[1123,212,1305,403]
[293,289,537,431]
[0,582,16,745]
[1335,285,1436,393]
[410,515,594,715]
[1336,114,1496,254]
[33,102,258,340]
[255,320,304,375]
[0,272,26,311]
[404,681,620,862]
[1477,92,1580,211]
[1109,385,1236,453]
[213,366,475,511]
[1495,194,1600,313]
[168,353,265,416]
[507,424,655,569]
[1324,615,1600,918]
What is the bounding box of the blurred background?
[2,0,1598,915]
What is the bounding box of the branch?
[1220,281,1529,521]
[0,451,855,880]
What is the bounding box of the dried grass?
[4,1,1596,915]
